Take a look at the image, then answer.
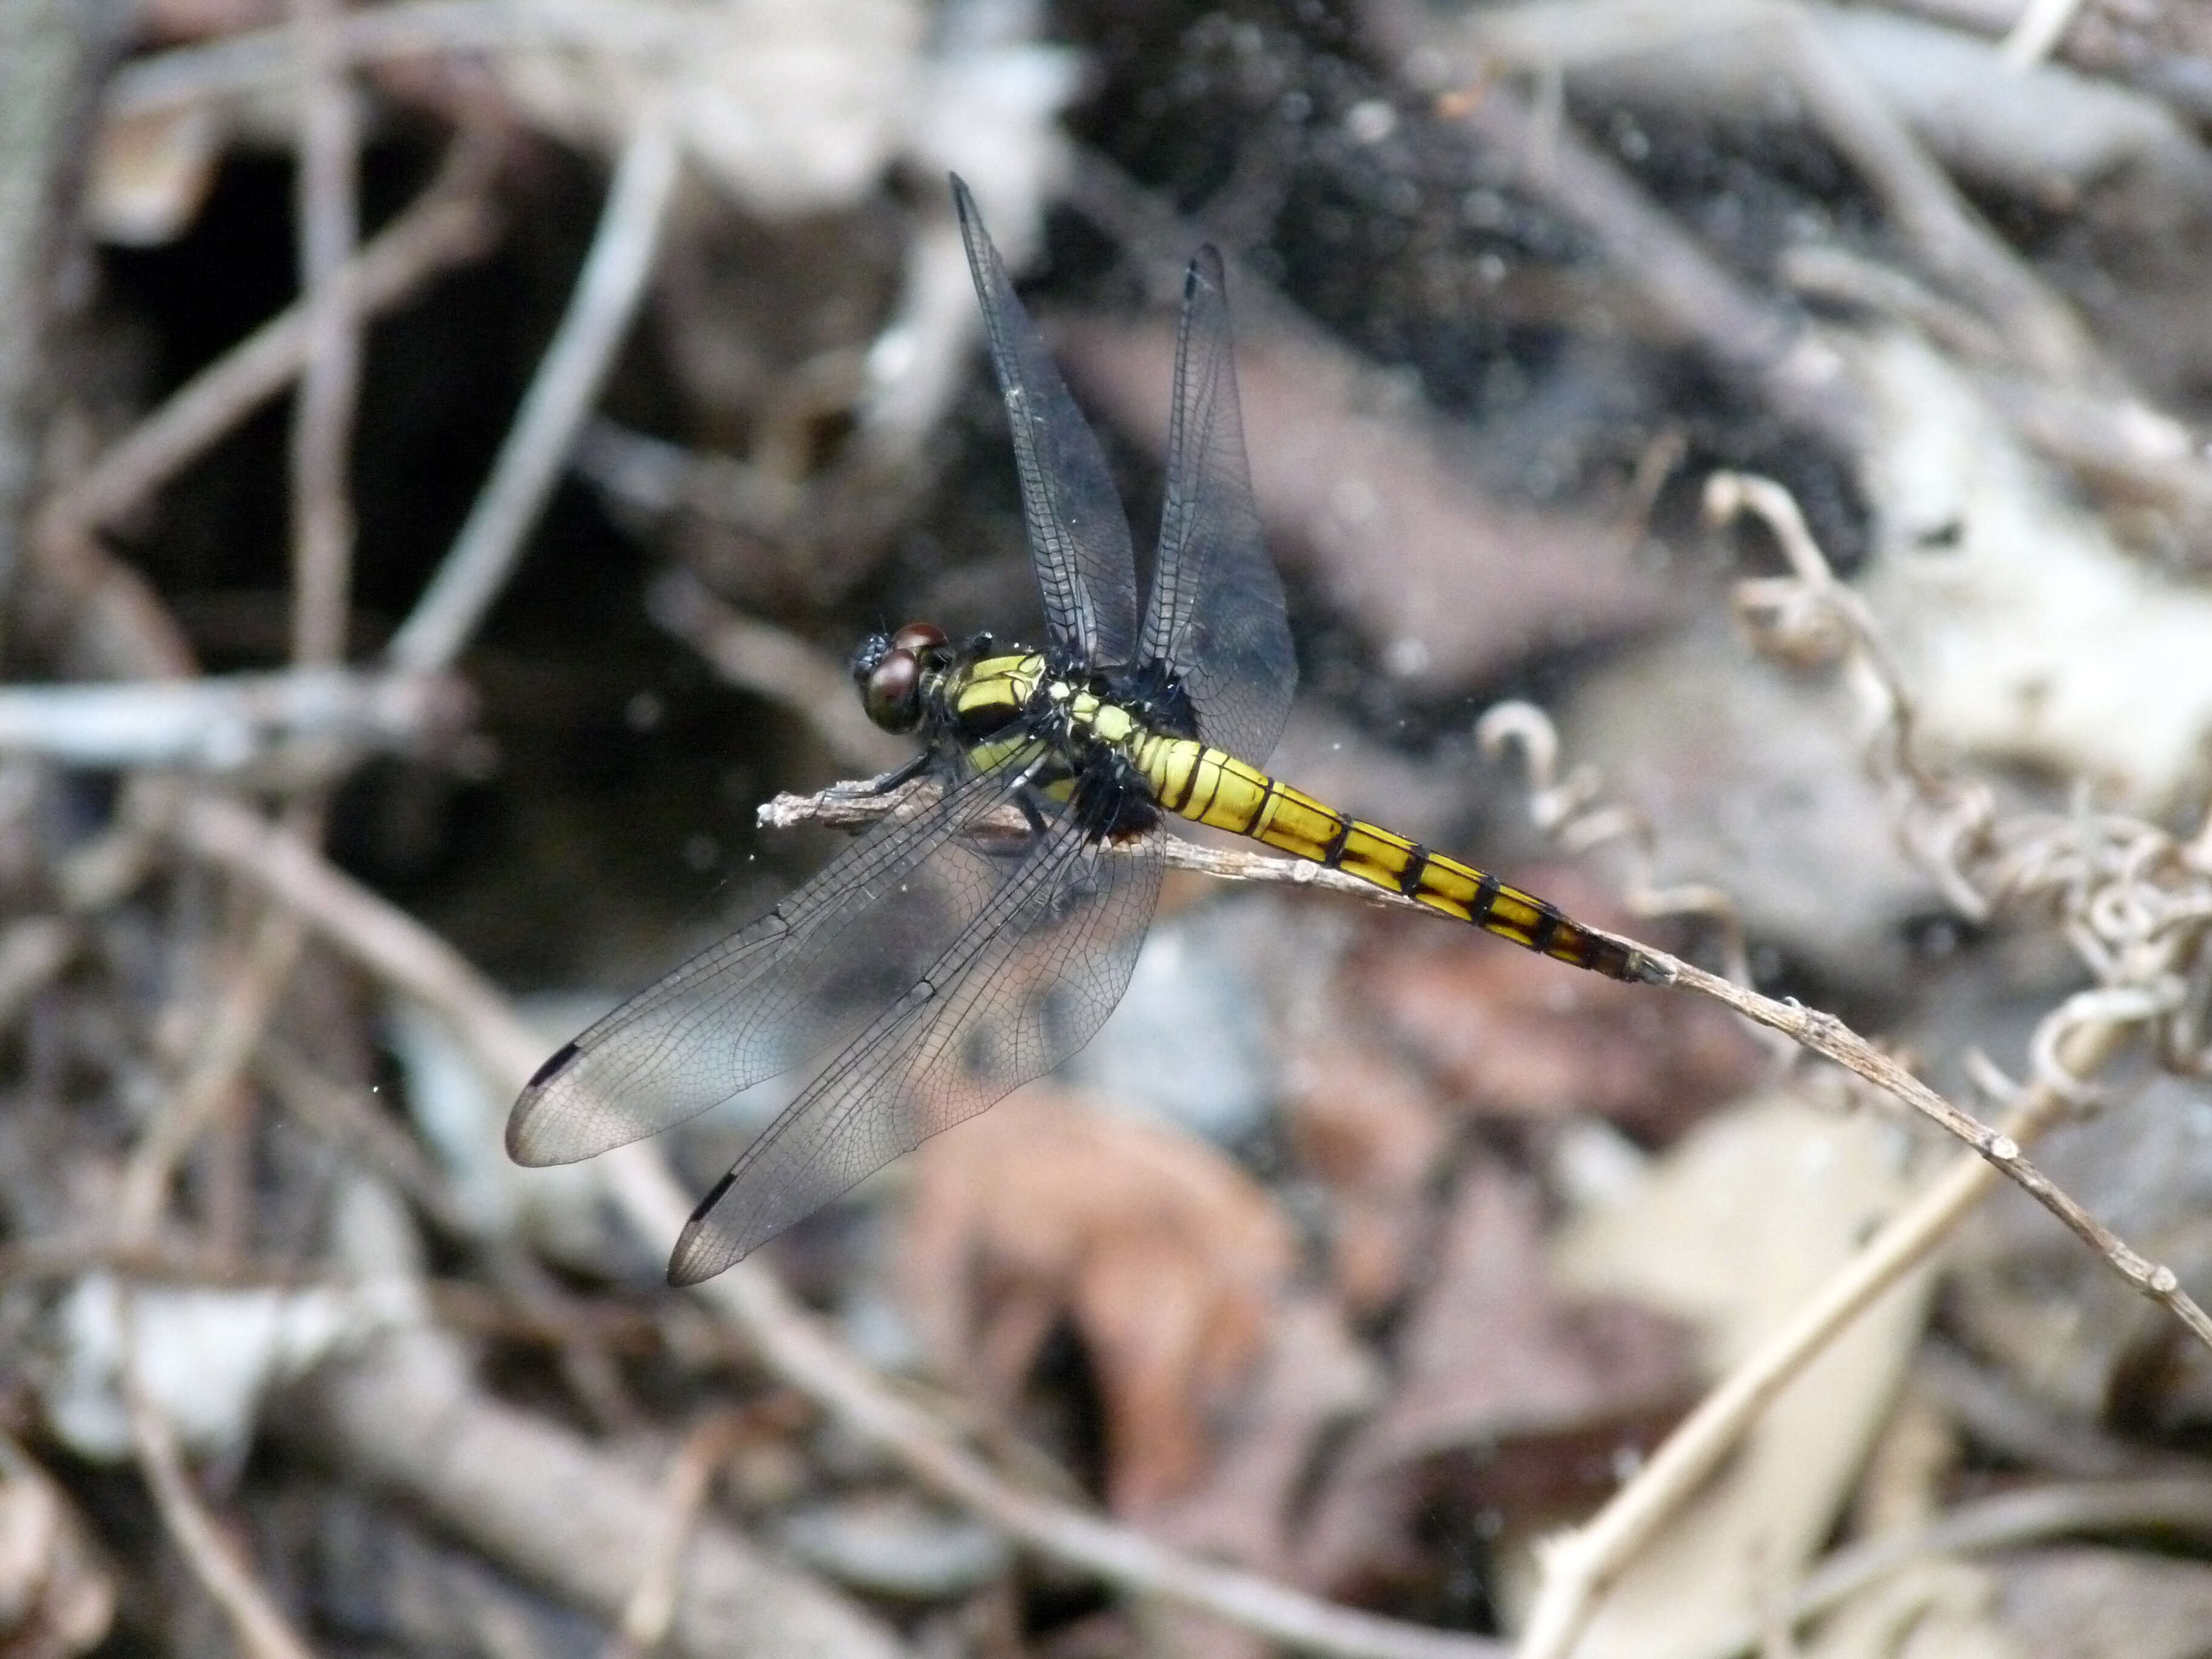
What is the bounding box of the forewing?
[1136,247,1295,762]
[669,824,1164,1284]
[953,176,1139,669]
[506,755,1037,1166]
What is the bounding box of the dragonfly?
[508,178,1663,1286]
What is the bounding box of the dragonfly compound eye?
[863,648,923,732]
[889,621,950,659]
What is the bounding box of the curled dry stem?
[1510,470,2212,1655]
[1478,700,1755,990]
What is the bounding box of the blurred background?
[8,0,2212,1654]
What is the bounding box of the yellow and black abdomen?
[1131,732,1651,982]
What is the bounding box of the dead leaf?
[1140,1295,1382,1659]
[1296,1163,1698,1600]
[1539,1093,1932,1657]
[898,1088,1295,1515]
[1345,896,1766,1139]
[1281,1037,1450,1315]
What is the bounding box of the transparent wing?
[953,175,1140,670]
[506,751,1041,1167]
[1137,247,1295,763]
[669,821,1164,1284]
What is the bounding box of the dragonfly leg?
[856,751,933,796]
[1013,784,1052,838]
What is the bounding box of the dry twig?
[387,113,682,674]
[1355,0,1868,454]
[1697,1476,2212,1658]
[644,568,913,776]
[756,766,2212,1364]
[42,142,497,540]
[120,1304,318,1659]
[293,1322,902,1659]
[1455,0,2105,384]
[1506,471,2212,1656]
[602,1410,765,1659]
[0,666,471,771]
[116,905,306,1247]
[164,792,1507,1659]
[287,0,363,666]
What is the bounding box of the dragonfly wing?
[506,753,1039,1167]
[1136,247,1295,763]
[669,820,1164,1284]
[953,176,1140,670]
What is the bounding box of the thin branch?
[121,1304,318,1659]
[117,905,306,1246]
[163,793,545,1082]
[159,728,2212,1659]
[0,666,471,771]
[1759,6,2100,383]
[751,771,2212,1658]
[255,1036,475,1238]
[162,793,1507,1659]
[1695,1476,2212,1659]
[645,568,916,777]
[1510,468,2212,1655]
[1511,1036,2108,1659]
[751,771,2185,1365]
[44,150,497,536]
[107,0,711,116]
[287,0,363,666]
[1354,0,1868,456]
[0,1236,323,1289]
[387,114,681,674]
[1673,957,2212,1350]
[0,914,76,1027]
[1915,1340,2209,1483]
[1999,0,2086,69]
[1456,0,2102,384]
[602,1410,761,1659]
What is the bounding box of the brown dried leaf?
[1296,1164,1698,1594]
[1281,1037,1449,1315]
[1135,1297,1381,1659]
[1346,894,1765,1139]
[898,1088,1295,1515]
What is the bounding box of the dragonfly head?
[853,621,950,734]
